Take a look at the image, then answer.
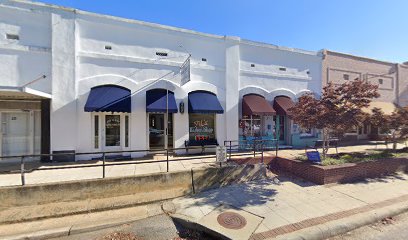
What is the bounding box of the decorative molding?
[0,44,51,53]
[240,39,320,57]
[327,67,362,84]
[78,51,224,72]
[240,69,311,81]
[366,73,394,90]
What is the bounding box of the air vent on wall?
[378,79,383,84]
[156,52,168,57]
[343,74,349,80]
[6,34,19,40]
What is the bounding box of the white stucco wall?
[50,11,77,152]
[0,1,323,157]
[0,5,51,93]
[239,41,322,103]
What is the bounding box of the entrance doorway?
[274,115,286,144]
[1,111,32,156]
[149,113,173,149]
[104,114,121,151]
[94,114,129,153]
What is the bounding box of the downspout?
[395,64,400,106]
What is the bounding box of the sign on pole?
[216,146,227,163]
[180,56,190,86]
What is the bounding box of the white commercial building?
[0,1,322,161]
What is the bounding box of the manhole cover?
[217,212,247,230]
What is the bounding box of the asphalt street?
[52,214,180,240]
[329,211,408,240]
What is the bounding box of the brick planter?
[273,157,408,185]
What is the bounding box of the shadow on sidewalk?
[191,179,278,209]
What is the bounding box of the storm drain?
[217,212,247,230]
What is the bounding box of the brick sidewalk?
[251,194,408,240]
[170,172,408,240]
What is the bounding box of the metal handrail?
[223,139,279,161]
[0,145,219,160]
[0,144,271,186]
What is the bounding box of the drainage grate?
[217,212,247,230]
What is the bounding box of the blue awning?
[84,85,131,113]
[146,89,178,113]
[188,91,224,114]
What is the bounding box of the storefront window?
[299,127,313,137]
[94,115,99,149]
[189,114,215,141]
[379,128,391,135]
[240,115,261,137]
[358,124,368,135]
[240,115,275,139]
[346,125,358,135]
[125,115,129,147]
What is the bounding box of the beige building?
[398,63,408,107]
[321,50,408,141]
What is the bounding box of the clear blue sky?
[40,0,408,63]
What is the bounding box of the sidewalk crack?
[328,188,370,205]
[68,225,74,236]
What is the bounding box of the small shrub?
[340,154,354,162]
[295,155,308,161]
[322,157,345,166]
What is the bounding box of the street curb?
[3,227,71,240]
[271,200,408,240]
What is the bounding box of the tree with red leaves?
[370,106,408,150]
[290,80,379,158]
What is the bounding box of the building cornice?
[241,39,321,57]
[323,49,397,66]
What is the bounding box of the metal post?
[166,82,169,150]
[166,148,169,172]
[253,141,256,158]
[261,143,264,165]
[102,152,106,178]
[229,141,232,161]
[20,156,25,186]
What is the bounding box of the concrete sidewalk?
[170,172,408,240]
[1,143,405,187]
[1,172,408,239]
[0,202,165,239]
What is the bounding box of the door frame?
[0,110,36,156]
[92,113,130,153]
[147,112,174,150]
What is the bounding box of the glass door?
[274,115,286,145]
[104,114,121,151]
[1,112,31,156]
[149,113,173,149]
